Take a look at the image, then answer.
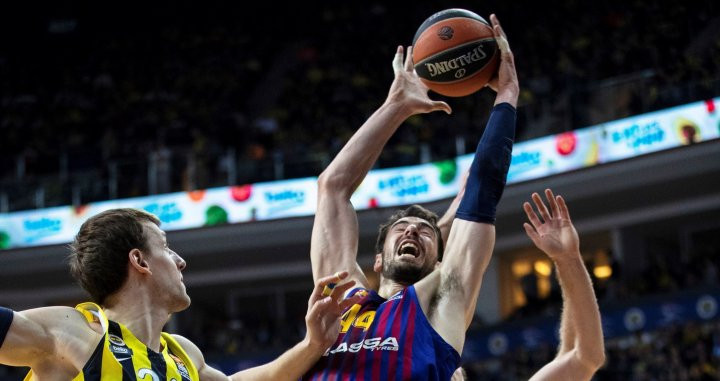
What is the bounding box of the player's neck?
[377,277,410,299]
[103,286,170,352]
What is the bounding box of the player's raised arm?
[524,190,605,381]
[310,45,451,286]
[176,273,363,381]
[0,306,101,373]
[426,14,518,354]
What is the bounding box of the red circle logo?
[231,185,253,202]
[556,132,577,156]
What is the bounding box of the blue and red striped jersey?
[302,286,460,381]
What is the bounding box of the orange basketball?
[412,9,499,97]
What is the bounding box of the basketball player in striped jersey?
[0,208,362,380]
[304,14,604,380]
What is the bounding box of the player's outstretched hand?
[386,45,452,116]
[522,189,580,262]
[485,14,519,107]
[304,271,363,351]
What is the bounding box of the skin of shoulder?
[4,306,103,379]
[170,334,204,367]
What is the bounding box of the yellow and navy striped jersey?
[25,302,199,381]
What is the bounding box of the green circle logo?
[0,231,9,250]
[205,205,228,226]
[433,160,457,185]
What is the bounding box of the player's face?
[143,222,191,312]
[377,216,439,284]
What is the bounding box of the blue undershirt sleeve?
[455,102,516,224]
[0,306,14,349]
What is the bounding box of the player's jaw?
[162,269,191,312]
[382,237,435,284]
[170,260,191,311]
[142,222,191,312]
[156,254,191,311]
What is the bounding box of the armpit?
[428,271,464,319]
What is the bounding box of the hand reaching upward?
[386,45,452,116]
[523,189,580,262]
[523,189,606,381]
[484,14,519,107]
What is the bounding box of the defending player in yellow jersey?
[0,208,361,381]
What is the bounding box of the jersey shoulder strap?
[75,302,110,332]
[161,332,200,381]
[24,302,109,381]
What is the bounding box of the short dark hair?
[69,208,160,304]
[375,204,445,261]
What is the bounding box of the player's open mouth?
[397,240,421,259]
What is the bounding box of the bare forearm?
[229,338,324,381]
[493,81,519,108]
[319,101,411,197]
[528,256,603,381]
[556,298,576,356]
[553,255,605,367]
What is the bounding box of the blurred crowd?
[462,235,720,380]
[509,232,719,322]
[1,0,719,211]
[466,320,720,380]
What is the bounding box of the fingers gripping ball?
[412,9,499,97]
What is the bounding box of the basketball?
[412,9,499,97]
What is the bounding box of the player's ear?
[373,253,383,273]
[129,248,152,275]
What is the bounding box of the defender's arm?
[525,190,605,381]
[0,306,101,370]
[179,274,362,381]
